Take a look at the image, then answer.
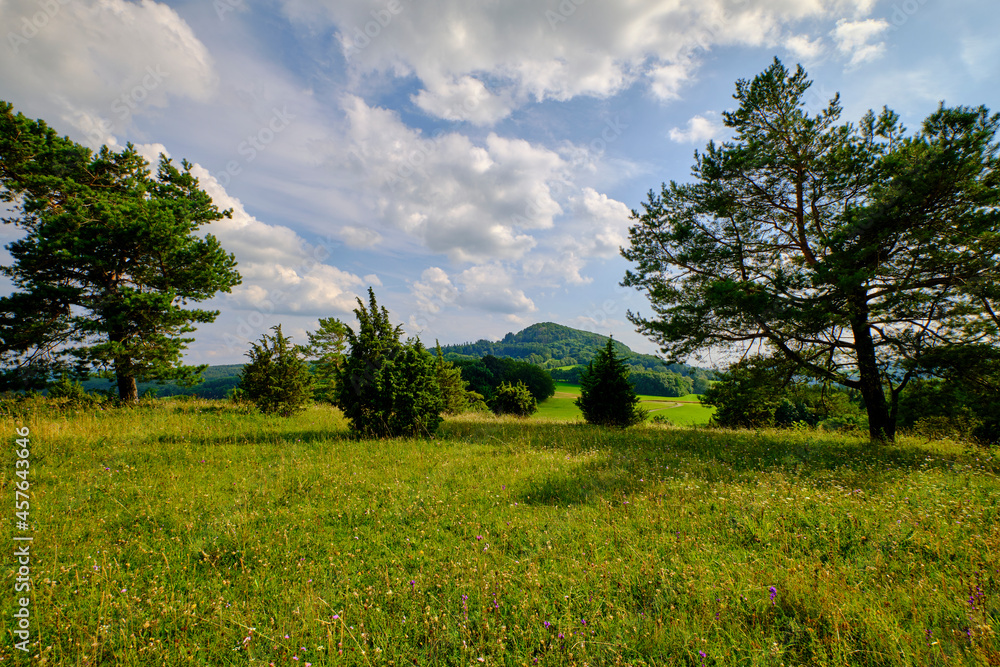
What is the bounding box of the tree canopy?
[622,59,1000,442]
[0,101,241,401]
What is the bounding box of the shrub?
[335,289,443,437]
[47,374,99,407]
[490,381,537,417]
[649,413,674,426]
[238,325,314,417]
[576,339,646,428]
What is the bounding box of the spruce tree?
[576,338,646,427]
[434,341,473,415]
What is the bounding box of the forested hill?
[442,322,701,377]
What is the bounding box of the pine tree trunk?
[850,301,895,443]
[117,370,138,404]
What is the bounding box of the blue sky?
[1,0,998,366]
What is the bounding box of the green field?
[537,382,715,426]
[2,400,998,665]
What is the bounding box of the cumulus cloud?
[282,0,883,122]
[831,18,889,67]
[785,34,826,61]
[408,264,535,331]
[1,0,216,147]
[339,95,571,263]
[669,113,726,144]
[523,188,632,285]
[189,165,365,317]
[412,75,516,126]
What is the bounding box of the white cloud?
[785,34,826,61]
[340,95,571,263]
[408,264,535,331]
[669,113,726,144]
[412,75,515,126]
[523,188,632,285]
[282,0,884,122]
[831,18,889,67]
[339,225,383,249]
[1,0,216,147]
[457,265,536,314]
[189,165,365,317]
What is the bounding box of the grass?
[537,382,715,426]
[2,399,999,665]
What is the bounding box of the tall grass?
[2,400,998,665]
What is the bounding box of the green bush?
[47,374,99,407]
[489,381,537,417]
[335,289,443,437]
[238,325,315,417]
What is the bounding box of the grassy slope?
[2,401,998,665]
[537,382,715,426]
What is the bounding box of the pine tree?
[576,338,646,427]
[302,317,348,404]
[238,325,314,417]
[0,102,241,401]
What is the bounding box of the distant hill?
[444,322,709,379]
[443,322,712,396]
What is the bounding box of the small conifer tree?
[238,325,314,417]
[576,338,646,427]
[335,288,443,437]
[302,317,349,403]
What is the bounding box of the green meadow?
[537,383,714,427]
[2,401,999,666]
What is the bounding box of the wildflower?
[769,586,777,605]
